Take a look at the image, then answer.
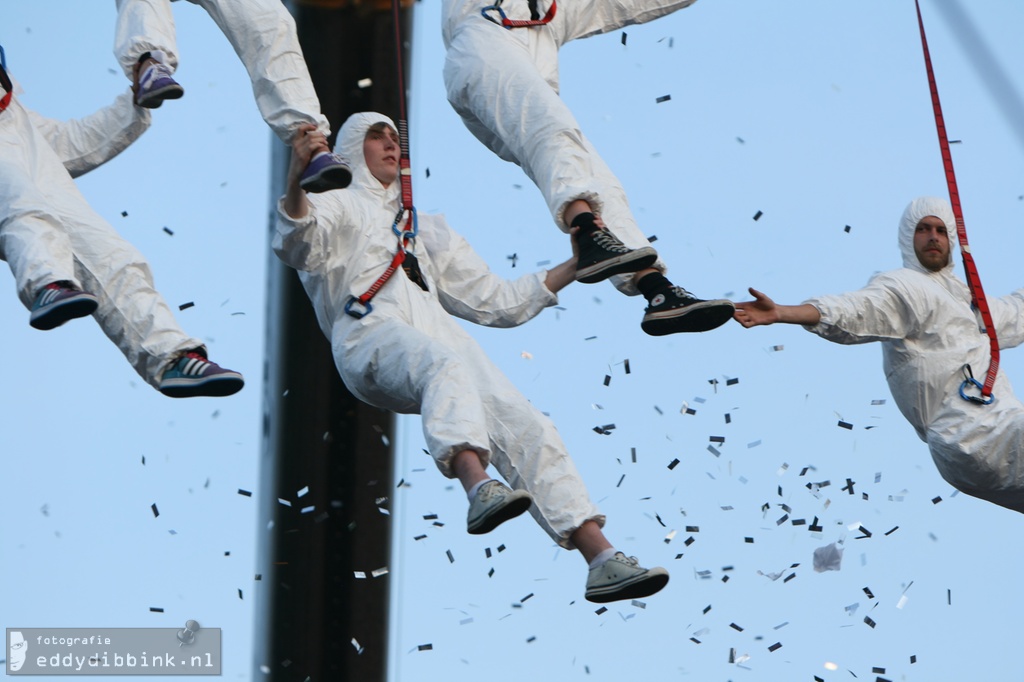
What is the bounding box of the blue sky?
[4,2,1024,680]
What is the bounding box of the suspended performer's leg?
[183,0,351,190]
[114,0,184,109]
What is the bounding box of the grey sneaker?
[585,552,669,603]
[467,480,532,535]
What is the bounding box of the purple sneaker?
[299,151,352,193]
[135,62,184,109]
[29,281,98,330]
[158,351,244,398]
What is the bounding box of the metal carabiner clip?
[480,3,512,28]
[344,297,372,320]
[959,364,994,405]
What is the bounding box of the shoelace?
[668,285,696,301]
[590,229,631,254]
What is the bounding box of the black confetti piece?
[655,94,671,103]
[753,210,763,221]
[178,301,195,311]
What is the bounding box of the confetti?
[753,210,763,221]
[162,226,174,235]
[151,503,159,518]
[149,607,164,613]
[667,458,680,470]
[178,302,195,311]
[768,642,782,652]
[655,94,671,103]
[813,543,843,572]
[446,549,454,563]
[357,78,372,88]
[838,420,853,430]
[238,489,253,497]
[844,224,852,233]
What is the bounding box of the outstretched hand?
[733,287,780,328]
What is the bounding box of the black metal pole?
[255,2,414,679]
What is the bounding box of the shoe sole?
[467,493,532,535]
[585,568,670,604]
[300,167,353,193]
[641,299,735,336]
[159,374,245,399]
[576,246,658,284]
[136,84,184,109]
[30,296,98,330]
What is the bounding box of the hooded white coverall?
[273,112,605,547]
[0,73,204,387]
[804,196,1024,513]
[113,0,330,142]
[442,0,697,294]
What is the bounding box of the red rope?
[500,0,557,28]
[915,0,1000,400]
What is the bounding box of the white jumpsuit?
[442,0,696,293]
[113,0,330,141]
[0,74,204,387]
[805,196,1024,513]
[273,112,605,547]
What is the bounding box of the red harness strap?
[482,0,557,29]
[915,0,1000,403]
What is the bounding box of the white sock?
[588,547,618,570]
[467,478,492,502]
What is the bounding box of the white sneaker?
[585,552,669,603]
[466,480,532,535]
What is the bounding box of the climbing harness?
[481,0,557,29]
[915,0,999,405]
[345,0,418,320]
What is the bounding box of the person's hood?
[333,111,401,201]
[898,196,957,275]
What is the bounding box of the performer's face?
[364,124,400,187]
[913,215,950,272]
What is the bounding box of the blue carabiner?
[959,377,994,405]
[392,206,418,240]
[344,297,372,319]
[480,4,513,28]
